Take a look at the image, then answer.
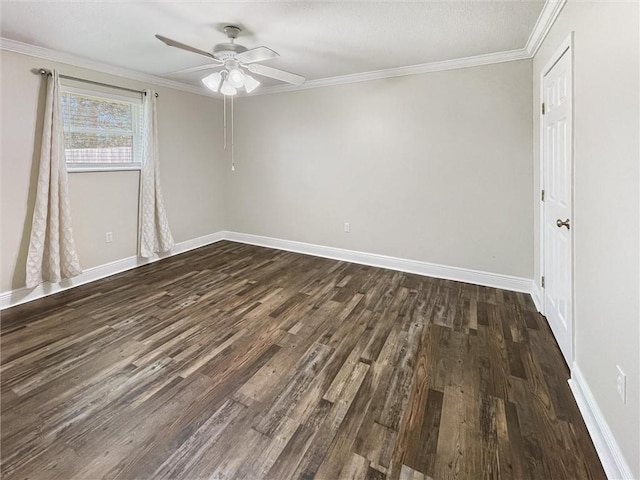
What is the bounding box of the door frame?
[538,32,575,365]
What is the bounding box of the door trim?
[538,32,574,363]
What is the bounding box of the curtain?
[139,89,174,257]
[25,70,82,288]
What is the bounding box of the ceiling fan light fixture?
[157,27,305,96]
[227,68,245,88]
[220,79,238,96]
[201,71,222,92]
[243,74,260,93]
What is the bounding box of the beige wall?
[533,1,640,475]
[0,50,227,292]
[226,60,534,278]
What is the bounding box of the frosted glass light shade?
[202,71,222,92]
[227,68,245,88]
[220,79,238,96]
[244,74,260,93]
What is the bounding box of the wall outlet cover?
[615,365,626,403]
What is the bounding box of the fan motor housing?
[213,43,248,60]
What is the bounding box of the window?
[61,86,142,171]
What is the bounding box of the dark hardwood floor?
[1,241,605,480]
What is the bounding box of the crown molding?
[0,37,217,98]
[525,0,567,56]
[1,0,564,99]
[249,48,531,97]
[250,0,565,97]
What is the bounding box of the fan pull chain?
[223,95,227,150]
[231,95,235,171]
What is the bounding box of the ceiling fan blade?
[247,64,305,86]
[165,63,222,76]
[236,46,279,64]
[155,34,215,59]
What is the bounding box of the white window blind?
[61,86,142,171]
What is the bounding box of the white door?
[542,46,573,365]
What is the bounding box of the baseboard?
[0,232,225,310]
[568,363,635,480]
[531,281,543,313]
[224,231,534,294]
[1,230,535,310]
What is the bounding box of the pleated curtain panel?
[25,77,173,288]
[138,89,174,257]
[25,70,82,288]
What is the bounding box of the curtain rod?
[38,69,159,97]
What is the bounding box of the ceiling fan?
[156,25,305,95]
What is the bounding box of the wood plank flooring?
[1,241,605,479]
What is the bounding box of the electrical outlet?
[616,365,626,403]
[106,232,113,243]
[344,222,350,233]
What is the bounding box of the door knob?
[556,218,570,229]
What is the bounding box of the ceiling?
[1,1,545,90]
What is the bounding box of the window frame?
[60,84,143,173]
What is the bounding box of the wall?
[226,60,533,279]
[0,50,227,292]
[533,1,640,476]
